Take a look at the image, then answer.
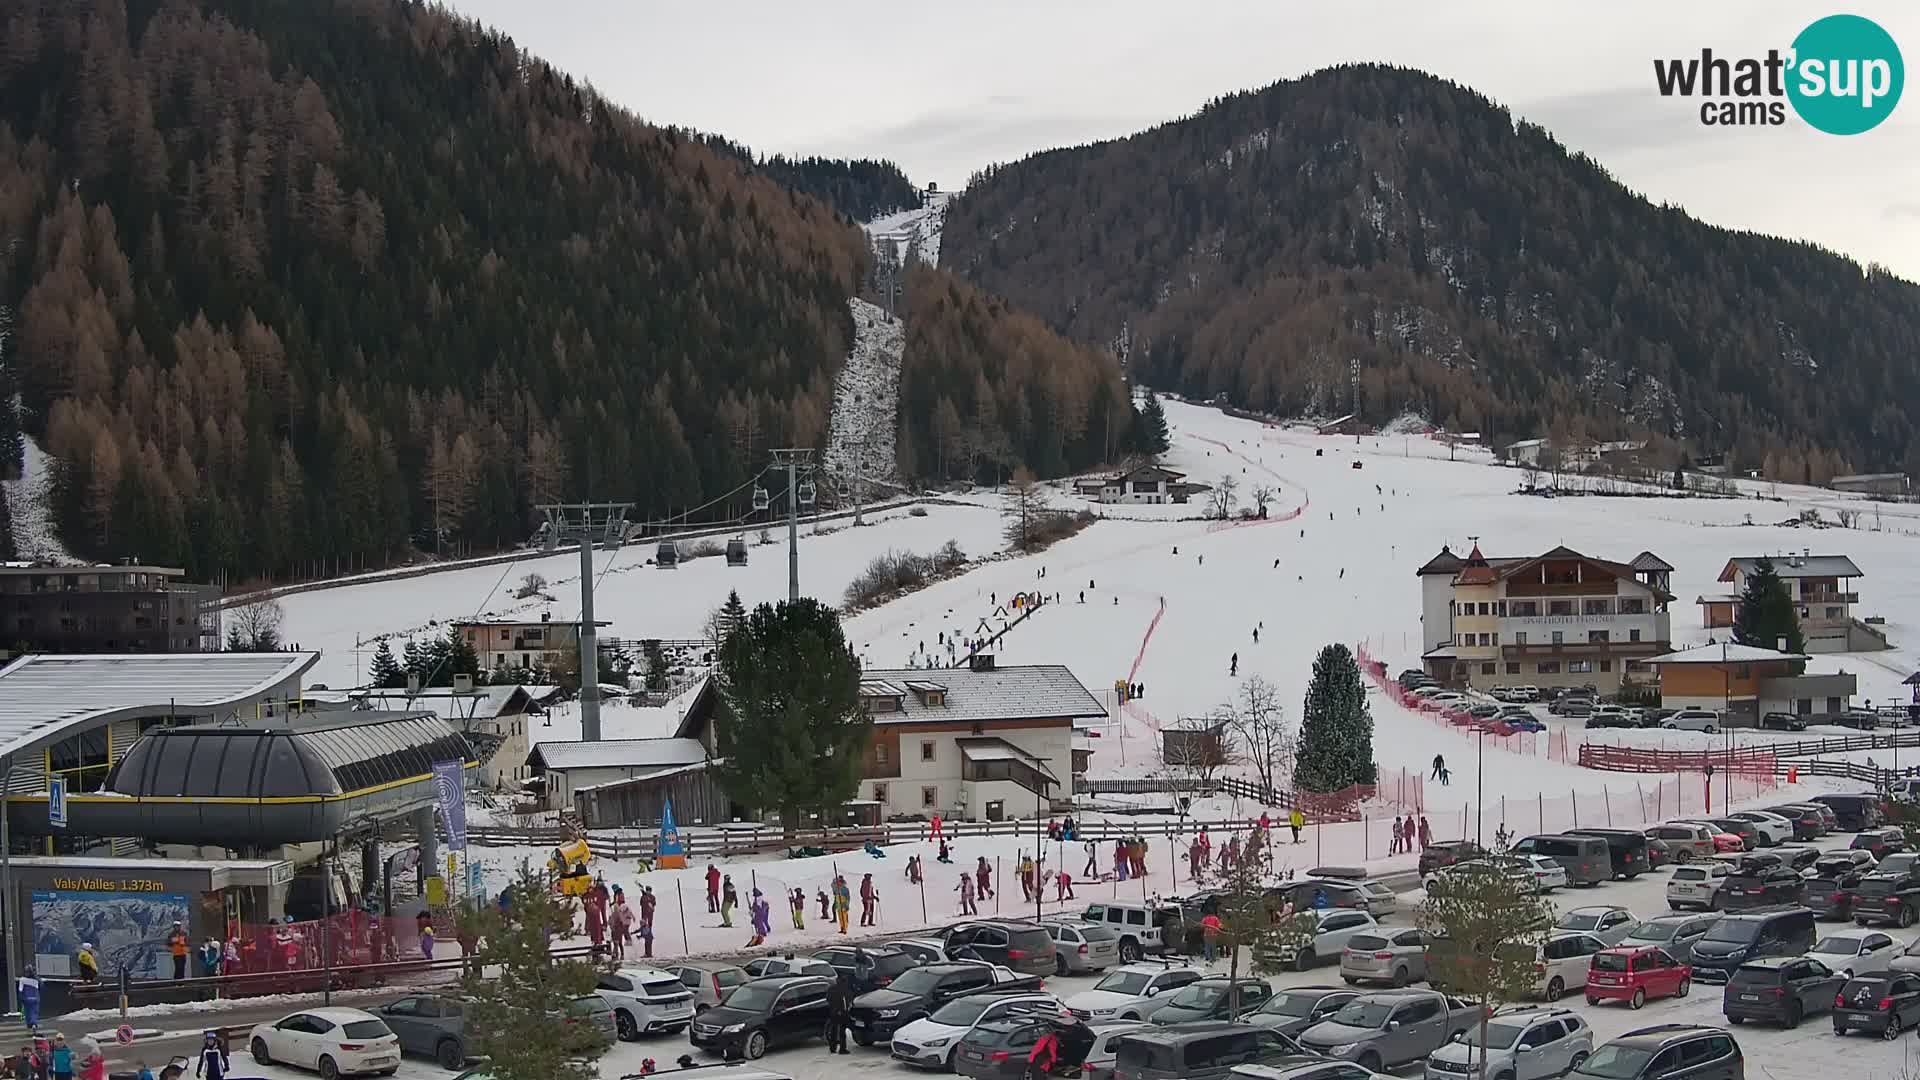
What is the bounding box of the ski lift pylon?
[725,537,748,566]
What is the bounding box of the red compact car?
[1586,946,1692,1009]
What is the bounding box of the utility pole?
[538,502,631,742]
[770,449,815,601]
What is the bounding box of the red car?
[1585,946,1692,1009]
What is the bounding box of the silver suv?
[1662,709,1719,733]
[1424,1005,1593,1080]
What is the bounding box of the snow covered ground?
[2,432,78,563]
[824,298,905,489]
[865,190,950,267]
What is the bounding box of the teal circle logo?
[1787,14,1904,134]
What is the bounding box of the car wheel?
[1630,988,1646,1010]
[1900,905,1915,929]
[251,1039,273,1066]
[617,1009,639,1041]
[1569,1053,1589,1072]
[1729,1016,1745,1025]
[1120,938,1142,963]
[1786,1002,1803,1028]
[437,1039,465,1070]
[745,1030,768,1059]
[1676,977,1690,998]
[1704,725,1717,735]
[854,1033,874,1047]
[1359,1052,1384,1074]
[1885,1017,1904,1041]
[1674,849,1692,863]
[1546,976,1565,1000]
[1392,966,1409,988]
[1857,918,1872,927]
[1294,950,1313,973]
[319,1056,341,1080]
[1343,976,1358,985]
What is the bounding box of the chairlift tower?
[770,449,816,601]
[538,502,631,742]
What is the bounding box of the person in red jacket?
[929,813,944,842]
[705,864,722,913]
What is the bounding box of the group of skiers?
[577,873,652,960]
[1388,814,1433,855]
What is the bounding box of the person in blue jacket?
[194,1032,228,1080]
[15,965,38,1030]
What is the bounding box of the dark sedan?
[1724,958,1845,1027]
[688,975,831,1059]
[1763,805,1828,841]
[1237,987,1359,1039]
[1149,978,1272,1024]
[1834,973,1920,1039]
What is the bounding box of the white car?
[1511,854,1569,892]
[1264,909,1381,970]
[1667,861,1731,911]
[1065,963,1205,1021]
[1805,932,1900,979]
[594,965,698,1040]
[1728,810,1795,847]
[891,990,1058,1068]
[1505,933,1608,1000]
[1553,906,1637,946]
[1663,709,1719,733]
[248,1008,401,1077]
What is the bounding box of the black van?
[1510,833,1611,887]
[1811,793,1884,831]
[1566,828,1652,880]
[1685,906,1817,982]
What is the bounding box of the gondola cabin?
[656,541,679,568]
[725,537,748,566]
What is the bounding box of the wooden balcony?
[1500,640,1667,659]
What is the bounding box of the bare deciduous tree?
[1208,474,1240,520]
[226,597,285,651]
[1250,483,1275,517]
[514,572,549,599]
[1223,675,1293,800]
[1002,466,1052,550]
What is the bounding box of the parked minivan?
[1509,833,1611,887]
[1646,823,1718,864]
[1686,906,1817,983]
[1810,793,1884,831]
[1567,829,1652,880]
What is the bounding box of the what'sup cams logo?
[1654,14,1903,134]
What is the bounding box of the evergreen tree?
[711,598,869,826]
[401,638,427,686]
[643,640,669,692]
[368,639,405,689]
[718,590,748,643]
[439,625,481,686]
[1732,557,1805,655]
[1135,393,1171,457]
[1293,643,1377,792]
[456,866,608,1080]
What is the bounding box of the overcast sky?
[447,1,1920,280]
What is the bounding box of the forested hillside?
[692,134,923,222]
[0,0,867,581]
[895,264,1133,484]
[942,64,1920,479]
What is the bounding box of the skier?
[611,893,634,961]
[930,812,944,842]
[720,875,738,927]
[790,887,807,929]
[193,1033,227,1080]
[1187,837,1205,880]
[1273,558,1280,569]
[1390,816,1404,855]
[1339,567,1345,579]
[1055,869,1074,901]
[1417,815,1433,852]
[1431,754,1446,780]
[956,873,977,915]
[859,874,878,927]
[747,889,771,947]
[1252,627,1259,643]
[1079,591,1085,603]
[906,855,923,885]
[832,875,852,934]
[705,863,722,913]
[937,837,953,863]
[976,857,994,899]
[15,965,38,1031]
[1198,554,1204,566]
[1018,854,1036,901]
[1230,652,1238,676]
[817,888,832,921]
[1289,808,1306,844]
[1083,838,1099,879]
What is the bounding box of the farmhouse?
[1643,642,1857,726]
[1096,465,1190,505]
[1700,552,1886,653]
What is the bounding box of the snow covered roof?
[956,737,1058,780]
[855,664,1106,726]
[352,685,549,721]
[1643,643,1810,665]
[0,652,318,762]
[530,736,709,773]
[1719,555,1864,581]
[572,760,713,793]
[1630,551,1675,572]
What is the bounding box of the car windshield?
[1629,923,1676,941]
[1259,992,1327,1018]
[1811,938,1863,956]
[721,984,782,1012]
[929,998,996,1025]
[1329,1001,1395,1028]
[1168,984,1227,1008]
[1557,912,1603,931]
[1705,920,1761,943]
[1574,1045,1656,1079]
[1460,1020,1527,1050]
[1092,971,1152,995]
[1883,854,1918,875]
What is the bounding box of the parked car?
[1847,864,1920,928]
[1417,841,1487,878]
[689,974,831,1059]
[1111,1022,1300,1080]
[1617,914,1720,964]
[247,1008,403,1077]
[1555,699,1595,719]
[1637,708,1676,728]
[1586,708,1636,729]
[1727,811,1795,847]
[1662,709,1720,733]
[1151,978,1273,1024]
[1688,824,1747,855]
[813,945,919,993]
[1295,989,1478,1073]
[1501,933,1609,1000]
[1422,1005,1592,1080]
[596,966,698,1040]
[567,995,619,1045]
[1554,906,1639,946]
[1806,853,1877,920]
[1301,867,1399,916]
[1586,947,1693,1010]
[1065,963,1205,1021]
[1258,909,1380,971]
[945,921,1059,978]
[1044,920,1123,975]
[956,1016,1147,1080]
[742,955,836,979]
[1685,817,1762,852]
[1668,862,1732,911]
[1565,828,1653,879]
[1339,928,1428,987]
[1230,1060,1380,1080]
[1803,931,1898,978]
[1812,793,1885,831]
[1773,846,1822,872]
[1237,987,1358,1039]
[1889,936,1920,976]
[1832,972,1920,1040]
[1569,1025,1742,1080]
[890,990,1060,1069]
[1837,709,1882,730]
[1423,858,1537,897]
[1508,834,1611,887]
[1760,711,1807,732]
[1642,836,1673,871]
[671,962,752,1013]
[1760,804,1828,841]
[369,994,474,1070]
[1080,902,1181,961]
[1717,866,1805,911]
[1507,854,1571,893]
[849,963,1041,1045]
[1646,823,1717,864]
[1687,906,1818,983]
[1850,827,1907,862]
[891,938,953,967]
[1723,956,1844,1027]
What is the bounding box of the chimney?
[970,653,996,672]
[453,673,474,694]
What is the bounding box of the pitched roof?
[1415,546,1464,577]
[1643,643,1810,665]
[1630,551,1675,572]
[857,664,1106,726]
[529,736,709,772]
[1719,555,1864,581]
[1484,546,1672,600]
[0,652,318,761]
[352,685,543,722]
[1455,544,1497,586]
[955,737,1059,779]
[1113,465,1186,483]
